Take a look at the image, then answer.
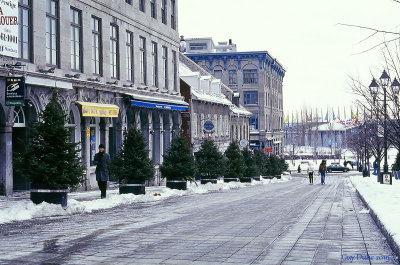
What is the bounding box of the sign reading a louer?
[0,0,19,58]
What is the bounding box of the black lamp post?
[369,71,400,182]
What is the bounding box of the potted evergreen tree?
[14,92,84,208]
[268,155,281,179]
[224,142,246,182]
[253,150,268,180]
[110,127,154,195]
[160,136,195,190]
[195,139,225,184]
[241,148,260,182]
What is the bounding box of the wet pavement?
[0,173,398,265]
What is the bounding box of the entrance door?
[12,106,30,191]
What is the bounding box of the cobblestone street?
[1,174,398,265]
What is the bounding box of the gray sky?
[178,0,400,119]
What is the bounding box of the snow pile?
[350,175,400,245]
[0,176,291,224]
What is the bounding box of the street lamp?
[369,70,400,183]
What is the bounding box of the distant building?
[182,37,286,155]
[179,53,251,153]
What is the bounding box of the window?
[161,0,167,24]
[66,110,76,143]
[46,0,59,66]
[140,37,147,84]
[18,0,31,61]
[110,24,119,79]
[162,46,168,89]
[243,69,258,84]
[189,43,207,51]
[193,113,197,138]
[151,42,158,87]
[172,50,178,91]
[70,8,82,71]
[126,31,134,81]
[151,0,156,18]
[171,0,176,29]
[250,114,259,131]
[92,16,102,75]
[125,0,132,4]
[214,70,222,79]
[228,70,237,85]
[139,0,145,12]
[244,91,258,105]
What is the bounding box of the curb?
[355,188,400,262]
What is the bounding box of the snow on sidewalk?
[0,175,291,224]
[350,175,400,246]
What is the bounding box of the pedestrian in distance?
[373,160,378,175]
[297,164,301,173]
[307,163,314,184]
[93,144,110,199]
[318,160,327,185]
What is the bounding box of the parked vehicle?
[327,164,349,173]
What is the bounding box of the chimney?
[233,92,240,107]
[229,39,232,45]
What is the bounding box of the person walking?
[307,163,314,184]
[93,144,110,198]
[318,160,327,185]
[373,160,378,175]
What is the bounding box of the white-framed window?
[219,114,223,136]
[193,113,197,138]
[13,106,26,127]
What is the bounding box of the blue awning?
[131,99,188,111]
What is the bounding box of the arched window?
[66,110,76,143]
[13,107,26,127]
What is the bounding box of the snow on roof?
[191,89,232,106]
[230,104,252,116]
[315,122,348,131]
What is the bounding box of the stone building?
[182,37,286,155]
[179,53,251,153]
[0,0,186,195]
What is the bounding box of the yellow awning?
[76,101,119,117]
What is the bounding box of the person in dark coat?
[93,144,110,198]
[318,160,327,185]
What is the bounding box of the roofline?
[185,51,286,72]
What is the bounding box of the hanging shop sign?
[204,121,214,131]
[76,101,119,117]
[264,148,273,153]
[5,76,25,106]
[239,139,249,148]
[0,0,19,58]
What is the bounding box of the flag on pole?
[332,109,336,121]
[325,110,328,121]
[285,115,289,123]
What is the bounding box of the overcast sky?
[178,0,400,119]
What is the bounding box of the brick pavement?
[0,174,398,265]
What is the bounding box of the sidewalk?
[350,175,400,263]
[0,176,291,225]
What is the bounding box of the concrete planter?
[239,177,252,183]
[200,177,218,184]
[119,180,145,195]
[30,188,68,208]
[223,178,239,183]
[166,179,187,190]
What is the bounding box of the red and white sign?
[383,173,391,185]
[264,148,273,153]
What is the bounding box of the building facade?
[179,53,251,153]
[0,0,186,195]
[183,38,286,155]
